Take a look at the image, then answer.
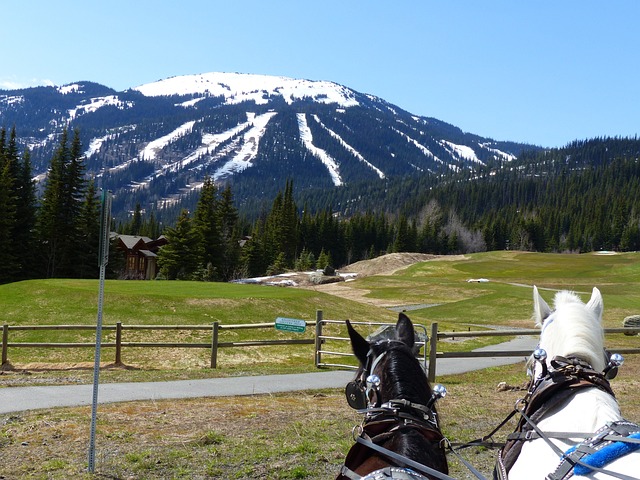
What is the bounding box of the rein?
[339,405,452,480]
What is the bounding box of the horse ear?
[586,287,604,321]
[346,320,370,365]
[396,313,415,349]
[533,286,552,327]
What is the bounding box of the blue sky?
[2,1,638,147]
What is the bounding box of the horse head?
[532,285,607,379]
[347,313,434,408]
[339,313,449,480]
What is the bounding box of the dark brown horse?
[337,313,450,480]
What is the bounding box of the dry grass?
[2,356,640,479]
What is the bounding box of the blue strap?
[566,432,640,476]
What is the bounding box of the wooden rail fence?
[3,314,640,378]
[1,317,318,369]
[314,319,640,383]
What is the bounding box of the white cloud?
[0,77,55,90]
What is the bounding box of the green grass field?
[2,251,640,479]
[1,251,639,383]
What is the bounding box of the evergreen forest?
[1,128,639,285]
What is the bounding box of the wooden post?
[428,322,438,383]
[210,322,219,369]
[314,310,323,367]
[115,322,122,365]
[1,324,8,366]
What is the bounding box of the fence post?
[115,322,123,365]
[1,324,8,366]
[314,310,323,367]
[428,322,438,383]
[210,321,219,369]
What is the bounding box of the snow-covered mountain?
[0,72,534,218]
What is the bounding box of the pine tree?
[37,128,90,277]
[0,151,18,283]
[76,179,101,278]
[216,185,240,280]
[13,148,37,280]
[193,176,222,279]
[157,209,202,280]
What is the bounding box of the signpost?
[275,317,306,333]
[88,190,111,473]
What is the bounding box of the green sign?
[275,317,306,333]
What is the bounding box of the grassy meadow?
[1,250,640,383]
[2,251,640,478]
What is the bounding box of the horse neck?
[538,387,622,433]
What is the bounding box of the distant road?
[0,336,536,415]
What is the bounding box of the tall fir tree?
[37,129,90,277]
[157,209,202,280]
[0,143,18,283]
[76,179,101,278]
[193,176,222,280]
[216,185,240,281]
[13,148,37,280]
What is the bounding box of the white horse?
[501,286,639,480]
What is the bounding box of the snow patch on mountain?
[441,140,483,165]
[133,72,359,108]
[213,111,278,180]
[68,95,133,121]
[86,133,116,158]
[311,114,385,180]
[140,121,196,161]
[178,115,252,168]
[480,142,517,161]
[391,127,443,166]
[297,113,343,186]
[58,84,82,95]
[0,95,24,107]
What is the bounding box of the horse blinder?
[346,380,368,410]
[346,374,382,410]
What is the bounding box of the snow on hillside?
[58,84,82,94]
[441,140,482,165]
[480,142,517,162]
[133,72,360,108]
[213,111,278,180]
[140,121,196,161]
[391,127,444,168]
[311,114,385,180]
[68,95,133,121]
[297,113,343,186]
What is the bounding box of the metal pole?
[115,322,122,365]
[88,190,111,473]
[428,322,438,384]
[2,324,8,366]
[314,310,323,367]
[210,322,219,369]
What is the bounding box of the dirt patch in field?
[301,253,466,307]
[339,253,466,277]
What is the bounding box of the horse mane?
[538,289,606,371]
[377,342,433,403]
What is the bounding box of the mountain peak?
[132,72,360,108]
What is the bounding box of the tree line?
[2,129,639,285]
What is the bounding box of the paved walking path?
[0,336,537,415]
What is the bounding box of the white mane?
[535,287,606,372]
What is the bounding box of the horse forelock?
[539,292,606,371]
